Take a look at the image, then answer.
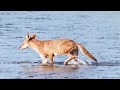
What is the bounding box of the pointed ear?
[31,34,36,39]
[25,33,30,40]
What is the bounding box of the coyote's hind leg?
[64,53,78,65]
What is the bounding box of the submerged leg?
[48,54,54,65]
[64,57,73,65]
[73,57,88,65]
[40,55,48,64]
[42,59,48,64]
[73,58,80,64]
[64,50,78,65]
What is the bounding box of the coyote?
[19,33,98,65]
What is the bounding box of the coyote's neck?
[28,39,41,54]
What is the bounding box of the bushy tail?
[76,43,98,63]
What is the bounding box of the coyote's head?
[19,33,36,50]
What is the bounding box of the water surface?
[0,11,120,79]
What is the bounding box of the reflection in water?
[22,63,80,73]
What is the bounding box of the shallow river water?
[0,11,120,79]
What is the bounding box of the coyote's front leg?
[40,54,48,64]
[48,54,54,65]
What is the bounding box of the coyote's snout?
[19,33,98,65]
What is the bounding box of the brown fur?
[19,33,98,65]
[76,43,97,62]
